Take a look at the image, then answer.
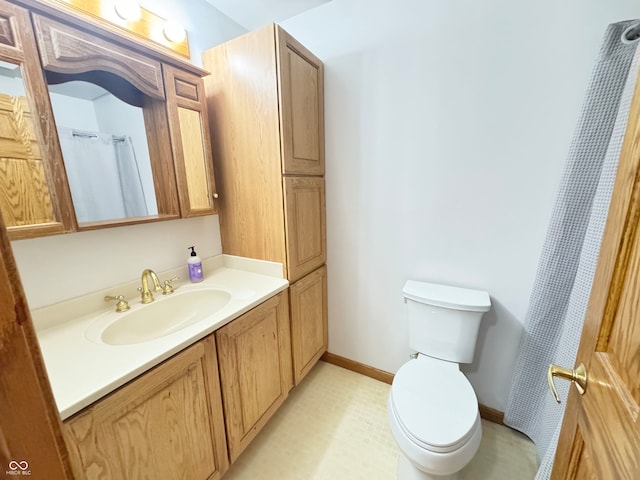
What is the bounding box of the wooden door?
[276,26,324,176]
[216,292,292,462]
[551,69,640,479]
[290,266,328,385]
[0,93,55,226]
[0,224,71,479]
[0,3,72,476]
[283,176,326,282]
[64,337,229,480]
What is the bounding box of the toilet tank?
[403,280,491,364]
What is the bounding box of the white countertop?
[33,255,288,420]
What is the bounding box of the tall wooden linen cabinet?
[203,24,327,385]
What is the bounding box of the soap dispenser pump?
[187,246,203,283]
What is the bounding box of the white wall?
[138,0,246,66]
[0,72,29,96]
[10,0,246,310]
[12,217,221,309]
[282,0,640,410]
[48,92,99,131]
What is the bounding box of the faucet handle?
[162,276,179,295]
[105,295,130,313]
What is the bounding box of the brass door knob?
[547,363,588,404]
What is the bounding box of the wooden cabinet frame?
[32,13,165,100]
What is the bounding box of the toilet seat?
[390,355,479,453]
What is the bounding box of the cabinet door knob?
[212,193,219,199]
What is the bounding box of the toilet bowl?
[389,280,490,479]
[388,355,482,479]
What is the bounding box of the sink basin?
[88,288,231,345]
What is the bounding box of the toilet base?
[397,454,459,480]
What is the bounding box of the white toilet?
[388,280,491,479]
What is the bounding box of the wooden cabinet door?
[0,2,75,239]
[290,266,328,385]
[277,26,324,176]
[216,292,292,462]
[64,337,229,480]
[164,64,218,217]
[283,176,326,282]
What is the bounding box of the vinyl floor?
[224,361,538,479]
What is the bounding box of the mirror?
[46,79,159,224]
[0,60,58,228]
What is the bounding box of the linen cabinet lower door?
[216,292,292,462]
[63,338,229,480]
[290,265,328,385]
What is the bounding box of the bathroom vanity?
[34,256,291,479]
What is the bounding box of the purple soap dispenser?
[187,246,203,282]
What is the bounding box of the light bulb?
[114,0,141,21]
[163,20,186,43]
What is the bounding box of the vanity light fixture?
[114,0,141,21]
[163,19,186,43]
[53,0,190,57]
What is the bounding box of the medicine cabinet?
[0,0,217,239]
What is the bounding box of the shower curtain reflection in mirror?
[58,126,149,223]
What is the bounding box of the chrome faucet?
[139,269,163,304]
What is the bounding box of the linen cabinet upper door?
[164,64,218,217]
[283,176,326,282]
[277,27,324,176]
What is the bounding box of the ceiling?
[48,81,109,101]
[203,0,330,31]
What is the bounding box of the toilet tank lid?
[402,280,491,312]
